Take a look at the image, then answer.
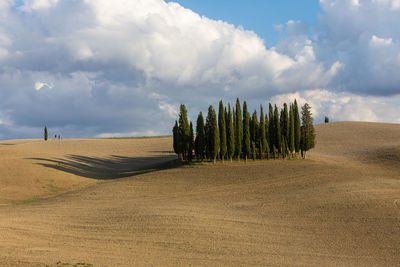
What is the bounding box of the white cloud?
[271,89,400,123]
[0,47,7,58]
[273,24,284,32]
[0,0,399,139]
[370,35,393,46]
[34,81,54,91]
[19,0,59,11]
[392,0,400,9]
[158,102,178,119]
[351,0,360,7]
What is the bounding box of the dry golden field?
[0,122,400,266]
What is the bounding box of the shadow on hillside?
[360,145,400,168]
[29,154,178,180]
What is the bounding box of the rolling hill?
[0,122,399,266]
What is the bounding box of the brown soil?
[1,122,400,266]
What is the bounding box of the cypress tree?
[265,134,270,159]
[325,116,329,123]
[282,137,287,159]
[282,103,289,142]
[218,100,227,162]
[249,113,253,144]
[188,122,194,162]
[225,107,228,128]
[268,103,274,152]
[272,145,277,159]
[235,98,243,160]
[233,106,236,139]
[274,105,282,157]
[206,105,220,163]
[178,104,190,161]
[195,112,205,161]
[265,113,270,158]
[280,109,284,140]
[173,120,179,155]
[294,99,301,157]
[251,110,258,147]
[300,103,316,159]
[44,126,48,141]
[251,141,256,160]
[243,101,251,162]
[227,104,235,162]
[259,105,267,159]
[289,104,295,157]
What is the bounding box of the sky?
[165,0,321,47]
[0,0,400,139]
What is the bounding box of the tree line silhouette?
[173,98,315,163]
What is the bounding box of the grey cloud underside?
[0,0,400,139]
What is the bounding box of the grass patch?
[55,262,93,267]
[179,157,304,167]
[47,183,65,193]
[101,135,171,140]
[14,197,46,205]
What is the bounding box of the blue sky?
[166,0,321,47]
[1,0,400,139]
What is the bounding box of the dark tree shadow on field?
[28,154,178,180]
[151,150,175,154]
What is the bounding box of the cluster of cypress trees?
[173,98,315,163]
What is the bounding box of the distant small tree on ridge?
[44,126,48,141]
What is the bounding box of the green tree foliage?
[289,104,295,157]
[235,98,243,160]
[173,120,179,155]
[178,104,190,161]
[251,110,259,146]
[300,103,316,159]
[233,106,236,140]
[282,137,287,159]
[268,103,274,152]
[274,105,282,157]
[225,106,228,127]
[251,141,256,160]
[242,101,251,161]
[195,112,206,161]
[44,126,48,141]
[325,116,329,123]
[205,105,220,163]
[265,111,269,146]
[281,103,289,142]
[294,99,301,155]
[226,104,235,162]
[188,122,194,162]
[172,98,315,164]
[259,105,267,159]
[218,100,227,162]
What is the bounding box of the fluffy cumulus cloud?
[0,0,399,139]
[271,89,400,123]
